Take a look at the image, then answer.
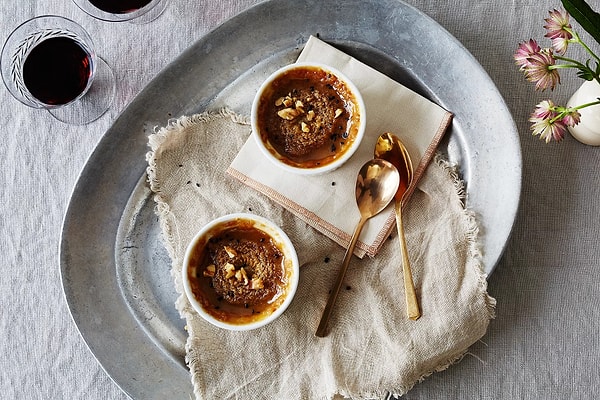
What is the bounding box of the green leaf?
[561,0,600,45]
[577,68,594,80]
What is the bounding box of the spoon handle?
[316,216,367,337]
[395,200,421,320]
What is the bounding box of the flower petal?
[544,8,572,40]
[523,50,560,90]
[529,103,567,143]
[514,39,542,69]
[562,109,581,126]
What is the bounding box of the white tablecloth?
[1,0,599,398]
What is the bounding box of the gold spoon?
[316,158,399,337]
[374,132,421,320]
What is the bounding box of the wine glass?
[71,0,169,24]
[1,15,115,125]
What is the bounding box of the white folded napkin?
[227,36,452,257]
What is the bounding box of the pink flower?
[550,36,570,54]
[515,7,600,145]
[531,99,557,119]
[529,100,567,143]
[544,9,573,53]
[514,40,561,90]
[530,117,567,143]
[523,50,561,90]
[514,39,542,70]
[562,109,581,126]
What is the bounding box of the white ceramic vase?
[567,79,600,145]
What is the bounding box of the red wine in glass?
[88,0,153,14]
[2,16,115,124]
[22,36,92,106]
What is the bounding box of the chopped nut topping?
[199,228,285,312]
[301,122,310,133]
[250,277,264,290]
[307,110,315,121]
[203,264,216,278]
[225,263,236,279]
[224,246,237,258]
[275,94,311,121]
[282,96,293,107]
[277,108,302,120]
[235,267,249,285]
[334,108,344,118]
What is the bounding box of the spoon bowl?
[374,132,421,320]
[315,158,399,337]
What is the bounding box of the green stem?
[549,100,600,124]
[553,55,589,70]
[570,99,600,110]
[553,55,600,82]
[570,29,600,64]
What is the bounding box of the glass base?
[48,56,115,125]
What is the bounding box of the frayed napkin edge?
[145,107,249,297]
[434,154,496,318]
[376,155,496,399]
[328,155,496,400]
[145,109,496,400]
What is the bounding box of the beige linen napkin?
[228,36,452,258]
[146,109,495,400]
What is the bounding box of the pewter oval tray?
[60,0,521,398]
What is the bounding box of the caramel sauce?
[257,66,361,168]
[187,219,293,325]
